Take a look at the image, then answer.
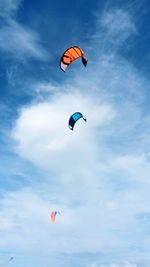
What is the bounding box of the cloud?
[10,67,150,260]
[98,264,137,267]
[1,187,108,253]
[0,0,48,61]
[0,19,48,60]
[0,0,21,18]
[88,263,138,267]
[100,9,136,37]
[12,90,115,173]
[0,188,53,250]
[91,7,137,52]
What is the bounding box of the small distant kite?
[60,46,88,72]
[50,211,60,223]
[68,112,87,130]
[9,257,14,263]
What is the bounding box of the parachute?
[60,46,88,72]
[50,211,60,223]
[68,112,87,130]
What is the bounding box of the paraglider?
[68,112,87,130]
[0,256,14,267]
[50,211,60,223]
[60,46,88,72]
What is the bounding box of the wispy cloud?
[0,19,48,60]
[90,7,137,53]
[0,0,48,61]
[100,9,136,37]
[0,0,21,18]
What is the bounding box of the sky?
[0,0,150,266]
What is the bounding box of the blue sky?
[1,0,150,267]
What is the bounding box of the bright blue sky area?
[1,1,150,267]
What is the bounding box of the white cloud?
[123,263,137,267]
[10,82,150,258]
[101,9,136,36]
[0,19,48,60]
[98,264,137,267]
[87,263,137,267]
[91,8,137,51]
[12,90,115,173]
[0,0,48,60]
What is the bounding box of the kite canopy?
[50,211,60,223]
[9,257,14,262]
[68,112,87,130]
[60,46,88,72]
